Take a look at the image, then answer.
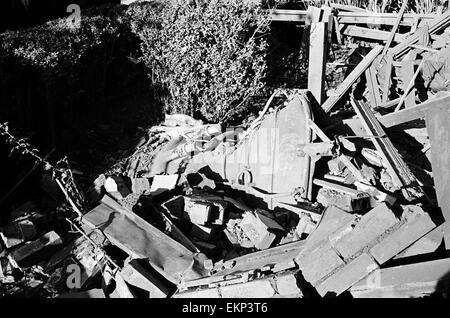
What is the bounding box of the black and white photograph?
[0,0,449,304]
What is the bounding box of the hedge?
[127,0,270,123]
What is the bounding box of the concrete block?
[275,273,302,296]
[330,203,399,259]
[316,253,378,297]
[297,241,345,286]
[317,188,370,212]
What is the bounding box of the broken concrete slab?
[296,241,345,286]
[350,257,450,298]
[330,203,399,259]
[369,207,437,264]
[394,225,444,259]
[0,219,36,249]
[316,253,379,297]
[121,259,171,298]
[58,288,106,298]
[10,231,62,263]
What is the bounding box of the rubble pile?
[1,3,450,298]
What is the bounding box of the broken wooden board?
[350,98,423,200]
[425,103,450,248]
[337,12,435,26]
[379,94,450,128]
[343,25,406,42]
[271,9,308,23]
[391,10,450,58]
[308,22,328,105]
[322,45,383,113]
[350,257,450,298]
[82,195,201,284]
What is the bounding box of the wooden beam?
[322,45,383,113]
[381,55,393,104]
[271,9,308,23]
[343,25,407,42]
[308,22,328,105]
[379,94,450,128]
[399,56,417,109]
[382,0,408,56]
[337,12,435,26]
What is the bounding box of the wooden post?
[308,22,328,105]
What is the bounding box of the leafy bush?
[128,0,270,123]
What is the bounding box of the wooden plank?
[391,10,450,59]
[425,104,450,248]
[331,3,370,12]
[271,9,308,23]
[337,12,435,26]
[395,58,423,111]
[365,67,381,108]
[350,257,450,298]
[322,45,383,113]
[308,22,328,105]
[382,0,408,56]
[379,94,450,128]
[369,210,436,264]
[381,55,393,104]
[343,25,407,42]
[400,57,417,108]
